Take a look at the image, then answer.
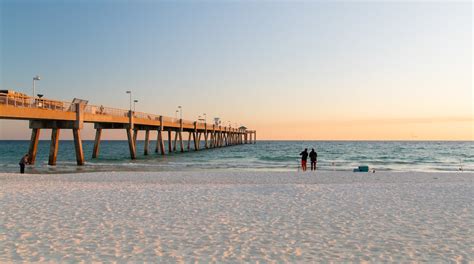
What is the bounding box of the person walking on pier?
[19,154,29,174]
[299,148,308,171]
[309,148,318,171]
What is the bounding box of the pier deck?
[0,92,256,166]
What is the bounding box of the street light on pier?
[32,75,41,98]
[133,100,138,112]
[178,106,182,119]
[203,113,207,124]
[125,91,132,111]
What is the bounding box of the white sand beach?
[0,171,472,262]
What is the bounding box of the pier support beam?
[219,132,223,147]
[193,122,199,150]
[197,131,202,150]
[157,129,165,155]
[220,131,223,147]
[210,131,214,148]
[213,130,216,147]
[133,129,138,146]
[210,125,215,148]
[144,129,150,155]
[48,128,60,165]
[92,128,102,158]
[217,127,222,147]
[187,131,192,151]
[225,130,228,146]
[204,124,208,149]
[221,131,225,147]
[168,130,172,153]
[28,128,41,165]
[179,119,184,152]
[224,131,228,146]
[126,129,136,159]
[179,131,184,152]
[156,117,165,155]
[73,128,85,165]
[214,130,217,147]
[155,131,159,153]
[173,130,178,152]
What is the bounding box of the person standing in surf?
[19,153,29,174]
[299,148,308,171]
[309,148,318,171]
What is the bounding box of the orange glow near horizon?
[249,117,474,141]
[0,117,472,141]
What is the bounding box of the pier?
[0,91,256,166]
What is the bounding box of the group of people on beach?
[299,148,317,171]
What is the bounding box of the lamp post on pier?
[125,91,132,111]
[133,100,138,112]
[32,75,41,98]
[178,106,182,119]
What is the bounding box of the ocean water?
[0,140,472,173]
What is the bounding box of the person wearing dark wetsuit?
[19,154,29,174]
[299,148,308,171]
[309,148,318,171]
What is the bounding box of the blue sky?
[0,1,472,140]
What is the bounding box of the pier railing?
[0,92,73,111]
[0,92,216,128]
[83,104,129,118]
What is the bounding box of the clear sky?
[0,1,472,140]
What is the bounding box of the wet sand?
[0,171,472,262]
